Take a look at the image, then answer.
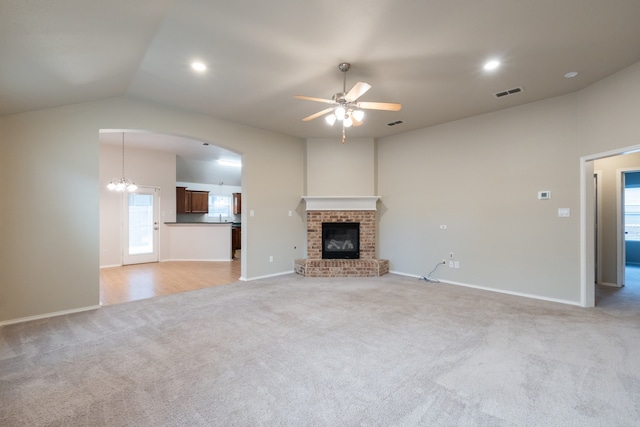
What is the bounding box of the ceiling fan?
[294,63,402,143]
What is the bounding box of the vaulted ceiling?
[3,0,640,143]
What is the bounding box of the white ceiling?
[3,0,640,145]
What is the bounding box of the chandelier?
[107,132,137,192]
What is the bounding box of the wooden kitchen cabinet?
[231,226,241,257]
[176,187,190,213]
[190,191,209,213]
[232,193,242,215]
[176,187,209,214]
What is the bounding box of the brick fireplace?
[294,197,389,277]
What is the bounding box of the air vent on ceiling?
[387,120,404,126]
[494,86,524,98]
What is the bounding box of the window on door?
[128,193,154,255]
[123,187,159,265]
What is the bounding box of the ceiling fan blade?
[293,95,336,104]
[358,101,402,111]
[302,107,335,122]
[345,82,371,102]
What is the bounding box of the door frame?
[581,144,640,307]
[594,170,603,286]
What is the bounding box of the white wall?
[1,107,100,322]
[176,157,242,187]
[0,96,304,323]
[165,224,232,261]
[100,143,177,267]
[306,137,375,196]
[577,62,640,157]
[376,60,640,306]
[378,95,581,303]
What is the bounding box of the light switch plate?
[558,208,570,217]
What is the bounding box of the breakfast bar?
[164,222,232,261]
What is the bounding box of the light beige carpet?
[1,274,639,426]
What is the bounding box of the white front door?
[123,187,160,265]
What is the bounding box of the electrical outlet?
[441,259,446,264]
[449,261,454,268]
[439,225,447,229]
[454,261,460,269]
[269,256,273,262]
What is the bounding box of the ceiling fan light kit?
[294,62,401,143]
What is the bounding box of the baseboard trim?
[243,270,294,281]
[0,305,101,327]
[390,271,422,279]
[600,282,622,288]
[389,270,582,307]
[102,260,234,267]
[161,258,233,262]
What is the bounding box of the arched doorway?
[98,130,243,305]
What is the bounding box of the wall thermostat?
[538,191,551,200]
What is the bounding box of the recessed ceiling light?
[191,62,207,72]
[483,59,501,71]
[564,71,579,78]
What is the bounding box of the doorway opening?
[582,146,640,307]
[99,129,243,305]
[622,170,640,288]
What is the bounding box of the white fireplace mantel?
[302,196,380,211]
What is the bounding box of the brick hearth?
[295,208,389,277]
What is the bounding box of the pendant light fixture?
[107,132,137,192]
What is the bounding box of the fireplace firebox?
[322,222,359,259]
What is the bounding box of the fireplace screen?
[322,222,360,259]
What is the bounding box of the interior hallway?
[100,258,241,305]
[626,264,640,287]
[595,265,640,309]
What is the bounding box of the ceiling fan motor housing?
[332,92,348,103]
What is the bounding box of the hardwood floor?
[99,259,241,306]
